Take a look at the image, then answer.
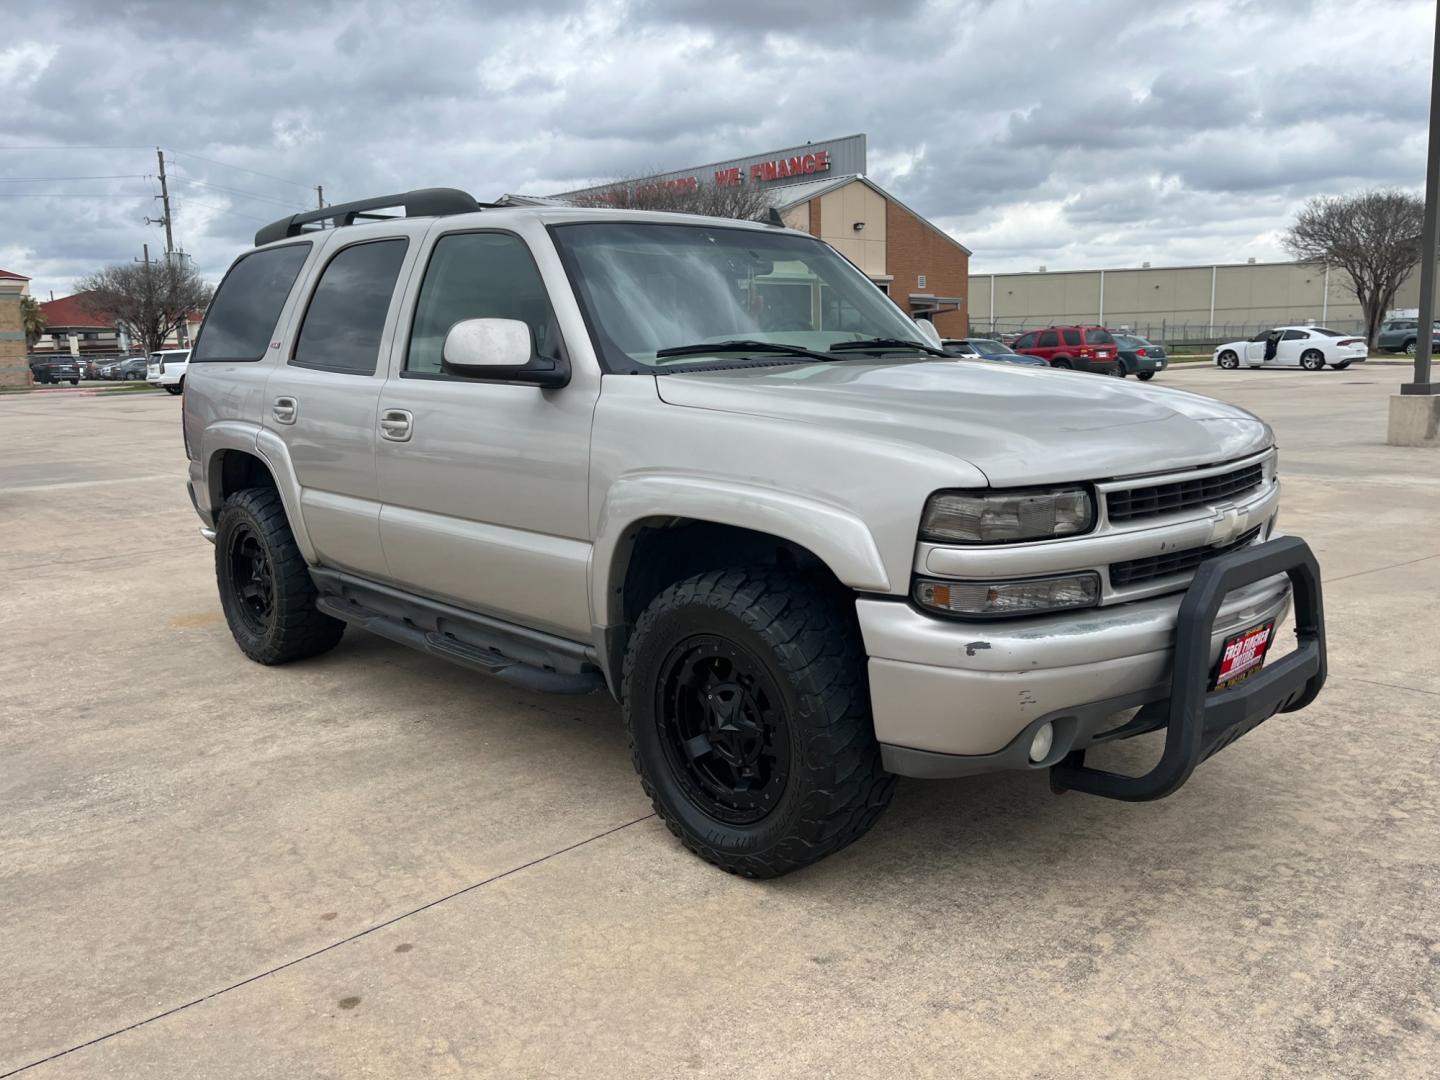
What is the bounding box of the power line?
[0,174,148,182]
[0,144,154,151]
[0,192,153,197]
[170,198,271,225]
[168,173,309,209]
[162,148,314,191]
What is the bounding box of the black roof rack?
[254,187,484,247]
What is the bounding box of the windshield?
[968,338,1013,353]
[550,222,930,370]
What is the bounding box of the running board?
[311,575,604,697]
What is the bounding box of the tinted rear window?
[1085,329,1115,345]
[292,239,409,375]
[1038,331,1059,347]
[1062,329,1081,346]
[192,244,311,363]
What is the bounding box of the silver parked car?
[182,189,1328,876]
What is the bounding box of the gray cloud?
[0,0,1430,300]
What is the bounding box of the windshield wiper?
[654,340,844,364]
[827,337,949,357]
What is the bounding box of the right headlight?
[920,487,1095,544]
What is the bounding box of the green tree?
[20,294,46,349]
[1282,189,1425,347]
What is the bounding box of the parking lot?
[2,364,1437,1078]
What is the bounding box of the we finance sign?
[713,150,832,187]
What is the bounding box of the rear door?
[1276,329,1309,366]
[1036,329,1060,362]
[372,222,599,639]
[262,230,420,578]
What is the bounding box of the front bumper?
[859,536,1324,791]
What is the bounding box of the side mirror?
[913,317,943,348]
[441,318,569,388]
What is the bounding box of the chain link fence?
[971,318,1370,349]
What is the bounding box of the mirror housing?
[913,317,943,348]
[440,318,569,388]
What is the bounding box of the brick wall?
[884,200,970,337]
[0,295,28,388]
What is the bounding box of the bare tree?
[73,259,214,356]
[1282,189,1424,347]
[573,175,776,221]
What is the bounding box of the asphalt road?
[1,364,1437,1078]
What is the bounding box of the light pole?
[1390,7,1440,442]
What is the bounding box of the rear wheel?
[623,568,895,878]
[216,487,344,665]
[1333,361,1352,370]
[1301,350,1326,371]
[1217,351,1240,369]
[1051,358,1073,369]
[1405,340,1417,356]
[1137,371,1155,381]
[164,383,183,395]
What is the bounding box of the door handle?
[379,408,413,442]
[272,397,297,424]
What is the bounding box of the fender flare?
[590,473,891,628]
[203,424,318,564]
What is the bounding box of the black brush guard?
[1050,535,1326,801]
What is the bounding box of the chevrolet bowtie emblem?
[1209,506,1243,545]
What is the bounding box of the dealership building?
[545,134,973,336]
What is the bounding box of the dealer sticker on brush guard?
[1213,621,1275,690]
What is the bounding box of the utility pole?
[317,184,325,210]
[154,148,175,262]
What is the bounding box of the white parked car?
[1213,327,1367,371]
[146,349,191,395]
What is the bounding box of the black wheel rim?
[228,524,275,635]
[655,635,791,826]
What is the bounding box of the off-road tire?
[1300,350,1326,371]
[1137,371,1155,381]
[622,568,895,878]
[1217,351,1240,369]
[215,487,344,665]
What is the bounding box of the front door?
[374,227,599,640]
[263,234,415,578]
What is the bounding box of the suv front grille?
[1109,526,1263,588]
[1107,462,1265,523]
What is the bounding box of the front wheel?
[1217,351,1240,369]
[1105,363,1125,377]
[1301,350,1326,371]
[215,487,344,665]
[623,569,895,878]
[1137,371,1155,381]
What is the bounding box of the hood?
[654,360,1271,486]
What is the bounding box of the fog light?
[1029,722,1054,763]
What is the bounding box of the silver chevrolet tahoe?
[183,188,1327,877]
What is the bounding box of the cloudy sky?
[1,0,1432,300]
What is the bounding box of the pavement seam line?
[1,813,657,1079]
[1329,674,1440,698]
[1323,552,1440,585]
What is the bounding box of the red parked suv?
[1011,325,1122,375]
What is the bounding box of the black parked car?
[115,357,149,380]
[941,338,1049,367]
[28,358,81,385]
[1111,334,1168,380]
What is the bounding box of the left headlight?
[914,573,1101,618]
[920,487,1095,544]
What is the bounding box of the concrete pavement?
[1,366,1436,1078]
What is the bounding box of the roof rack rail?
[254,187,485,247]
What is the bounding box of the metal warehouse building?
[546,134,974,337]
[969,259,1428,343]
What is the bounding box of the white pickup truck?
[181,188,1328,877]
[146,348,190,394]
